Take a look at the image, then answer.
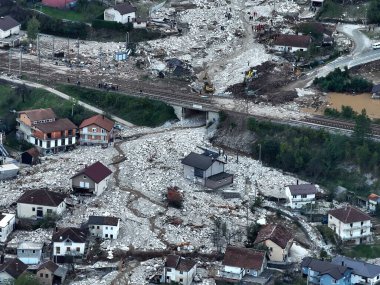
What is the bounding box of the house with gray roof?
[301,257,352,285]
[332,256,380,285]
[161,255,197,285]
[181,148,233,189]
[88,215,120,239]
[285,183,319,209]
[0,16,20,39]
[104,2,136,24]
[0,258,28,284]
[36,260,67,285]
[17,241,44,265]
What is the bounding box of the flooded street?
[326,92,380,119]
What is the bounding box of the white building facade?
[0,213,15,242]
[0,16,21,39]
[328,207,372,244]
[285,184,318,209]
[88,216,120,239]
[17,201,66,219]
[104,4,136,24]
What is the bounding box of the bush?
[92,19,132,31]
[314,67,373,93]
[368,0,380,24]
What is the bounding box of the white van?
[372,42,380,49]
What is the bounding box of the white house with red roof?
[216,246,268,283]
[79,115,115,146]
[71,161,112,196]
[16,189,67,219]
[328,206,372,244]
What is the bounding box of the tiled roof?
[17,189,67,207]
[38,260,58,273]
[302,257,349,280]
[113,2,136,15]
[19,108,56,122]
[273,34,311,48]
[181,152,224,170]
[332,256,380,278]
[0,16,20,31]
[71,161,112,183]
[88,216,119,226]
[0,258,27,279]
[79,115,114,132]
[164,255,196,272]
[368,193,380,202]
[34,118,77,133]
[288,184,318,195]
[222,246,265,270]
[25,147,40,158]
[254,224,293,249]
[329,206,371,223]
[52,227,87,243]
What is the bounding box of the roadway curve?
[303,24,380,87]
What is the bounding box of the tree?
[245,223,261,248]
[353,109,371,144]
[15,273,41,285]
[368,0,380,24]
[27,17,40,42]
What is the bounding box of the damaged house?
[161,255,197,285]
[71,161,112,196]
[181,148,233,189]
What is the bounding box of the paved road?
[303,24,380,87]
[0,75,135,127]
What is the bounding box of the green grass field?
[56,84,177,127]
[38,3,104,22]
[318,0,367,20]
[344,244,380,259]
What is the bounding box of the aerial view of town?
[2,0,380,284]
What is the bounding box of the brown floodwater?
[326,92,380,119]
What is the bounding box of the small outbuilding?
[21,147,40,165]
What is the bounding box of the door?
[36,207,43,218]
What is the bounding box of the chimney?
[296,179,299,185]
[55,227,58,232]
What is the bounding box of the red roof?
[368,193,380,201]
[222,246,265,270]
[329,206,371,223]
[42,0,76,8]
[71,161,112,183]
[273,34,311,48]
[254,224,293,249]
[19,108,56,122]
[79,115,114,132]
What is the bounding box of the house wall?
[369,200,377,212]
[273,45,308,53]
[205,161,225,178]
[36,268,54,285]
[104,8,136,23]
[95,176,110,196]
[79,124,111,145]
[320,273,349,285]
[133,21,147,28]
[53,240,85,256]
[17,248,42,264]
[17,202,66,219]
[89,222,119,239]
[71,175,96,190]
[328,215,371,244]
[0,214,15,243]
[0,25,20,39]
[351,273,380,285]
[265,240,286,262]
[0,272,14,284]
[163,266,196,285]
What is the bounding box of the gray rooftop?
[288,184,318,195]
[332,256,380,278]
[182,152,224,170]
[0,16,20,32]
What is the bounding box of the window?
[301,194,307,198]
[361,221,364,226]
[76,247,80,252]
[61,138,65,146]
[180,271,183,274]
[97,226,100,229]
[56,247,60,254]
[32,250,35,253]
[32,207,35,211]
[111,227,113,230]
[45,274,48,278]
[106,227,108,229]
[83,175,87,179]
[67,247,71,252]
[179,278,183,282]
[194,168,203,178]
[101,129,105,133]
[47,133,52,139]
[40,273,43,277]
[350,223,353,227]
[55,139,58,147]
[47,141,51,148]
[47,209,52,214]
[293,195,297,198]
[21,250,24,253]
[105,234,108,238]
[167,268,171,272]
[92,226,95,229]
[92,128,97,132]
[61,131,65,137]
[68,130,73,136]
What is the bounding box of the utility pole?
[99,47,102,69]
[126,32,129,49]
[52,36,55,59]
[8,48,11,74]
[19,47,22,77]
[67,37,70,61]
[37,34,41,79]
[77,38,80,60]
[258,143,262,163]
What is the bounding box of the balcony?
[343,225,371,231]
